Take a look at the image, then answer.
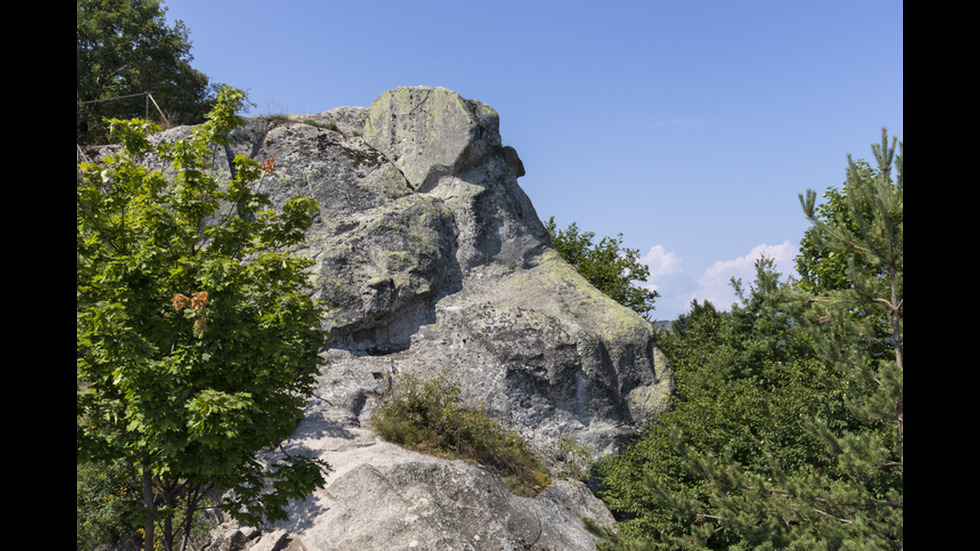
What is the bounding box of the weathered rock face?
[205,420,617,551]
[147,86,673,550]
[245,87,672,449]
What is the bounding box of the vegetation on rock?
[77,87,331,551]
[545,217,659,320]
[371,371,553,497]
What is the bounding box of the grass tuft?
[371,371,552,497]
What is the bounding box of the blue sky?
[163,0,903,320]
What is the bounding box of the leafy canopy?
[77,86,329,551]
[545,216,659,320]
[77,0,219,144]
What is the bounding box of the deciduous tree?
[77,87,329,551]
[545,217,659,320]
[77,0,219,144]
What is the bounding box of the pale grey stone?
[117,86,673,551]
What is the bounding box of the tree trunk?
[142,458,156,551]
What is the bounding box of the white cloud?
[642,245,682,283]
[696,241,799,310]
[639,245,690,321]
[644,241,799,321]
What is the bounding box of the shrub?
[371,371,552,496]
[552,433,598,481]
[76,460,143,551]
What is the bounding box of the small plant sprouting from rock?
[552,433,598,481]
[371,371,552,497]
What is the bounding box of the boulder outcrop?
[146,86,674,550]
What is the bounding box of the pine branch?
[812,508,854,525]
[739,485,904,511]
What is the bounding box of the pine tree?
[787,127,903,546]
[590,130,902,549]
[682,129,903,548]
[592,260,856,549]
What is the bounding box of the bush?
[552,433,598,482]
[77,460,143,551]
[371,371,552,496]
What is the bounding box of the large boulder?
[363,86,504,193]
[247,420,616,551]
[142,86,673,550]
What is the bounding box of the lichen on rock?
[137,85,673,550]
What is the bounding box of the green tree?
[795,157,902,298]
[77,0,218,145]
[77,460,145,551]
[656,299,725,374]
[545,216,659,320]
[591,129,902,549]
[796,183,860,295]
[592,260,854,549]
[77,87,330,551]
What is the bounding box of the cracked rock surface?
[140,86,672,550]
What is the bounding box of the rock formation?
[147,86,673,550]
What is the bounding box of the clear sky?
[162,0,903,321]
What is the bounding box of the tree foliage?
[77,0,219,145]
[545,216,659,320]
[77,460,145,551]
[77,87,330,551]
[795,157,902,297]
[593,260,857,549]
[591,129,903,549]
